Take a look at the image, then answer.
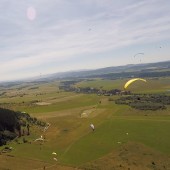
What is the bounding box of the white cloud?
[0,0,170,81]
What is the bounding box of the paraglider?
[53,158,57,161]
[124,78,146,89]
[134,53,144,58]
[35,138,44,142]
[90,124,95,131]
[134,53,144,63]
[52,152,57,155]
[35,135,44,142]
[81,112,88,118]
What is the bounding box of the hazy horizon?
[1,0,170,81]
[0,59,169,83]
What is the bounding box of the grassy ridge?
[60,116,170,165]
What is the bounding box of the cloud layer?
[0,0,170,81]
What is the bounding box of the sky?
[0,0,170,81]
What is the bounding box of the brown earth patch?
[36,106,98,119]
[81,108,106,118]
[48,94,84,104]
[36,102,51,106]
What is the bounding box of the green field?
[76,77,170,93]
[0,78,170,169]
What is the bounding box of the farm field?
[76,77,170,93]
[0,78,170,170]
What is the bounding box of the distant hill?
[39,60,170,80]
[0,61,170,85]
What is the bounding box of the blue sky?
[0,0,170,81]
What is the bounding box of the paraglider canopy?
[81,112,88,118]
[124,78,146,89]
[134,53,144,58]
[90,124,95,131]
[134,53,144,63]
[35,138,44,142]
[53,158,57,161]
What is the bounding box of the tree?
[27,124,30,135]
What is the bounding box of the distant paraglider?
[134,53,144,63]
[52,152,57,155]
[124,78,146,89]
[53,158,57,161]
[134,53,144,58]
[90,124,95,131]
[81,112,88,118]
[35,137,44,142]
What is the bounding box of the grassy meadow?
[0,78,170,169]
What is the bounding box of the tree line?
[0,108,46,146]
[85,71,170,79]
[59,80,130,95]
[115,94,170,110]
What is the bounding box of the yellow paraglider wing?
[124,78,146,89]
